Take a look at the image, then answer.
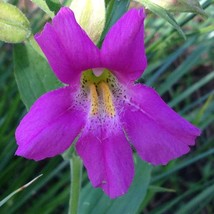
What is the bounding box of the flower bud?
[70,0,105,44]
[0,2,31,43]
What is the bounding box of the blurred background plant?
[0,0,213,213]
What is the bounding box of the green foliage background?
[0,0,213,213]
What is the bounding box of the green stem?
[68,155,82,214]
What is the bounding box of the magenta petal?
[76,125,134,198]
[122,84,201,165]
[101,9,147,83]
[15,87,86,160]
[35,7,100,85]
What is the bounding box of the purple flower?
[15,7,201,198]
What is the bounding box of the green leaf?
[28,35,45,57]
[176,183,214,214]
[193,94,213,125]
[46,0,61,14]
[168,71,214,107]
[79,156,152,214]
[151,148,214,183]
[157,44,207,95]
[149,185,176,193]
[98,0,130,46]
[153,0,208,18]
[31,0,55,18]
[0,175,42,207]
[139,0,186,39]
[13,42,61,109]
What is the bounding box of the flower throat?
[81,69,116,117]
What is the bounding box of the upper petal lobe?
[15,86,87,160]
[35,7,100,85]
[101,9,147,83]
[121,84,201,165]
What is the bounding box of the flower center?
[99,82,115,117]
[81,69,117,117]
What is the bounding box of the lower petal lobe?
[15,86,86,160]
[76,119,134,198]
[121,84,201,165]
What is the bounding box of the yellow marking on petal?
[89,84,99,115]
[99,82,115,117]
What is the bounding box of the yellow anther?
[89,84,99,115]
[99,82,115,117]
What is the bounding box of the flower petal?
[15,87,86,160]
[35,7,100,85]
[101,8,147,83]
[76,119,134,198]
[121,84,201,165]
